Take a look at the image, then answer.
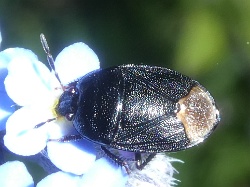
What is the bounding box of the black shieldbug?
[40,34,220,172]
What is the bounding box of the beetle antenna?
[40,33,64,89]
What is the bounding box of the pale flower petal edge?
[55,42,100,84]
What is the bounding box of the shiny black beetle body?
[57,64,220,160]
[38,34,219,171]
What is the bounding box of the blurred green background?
[1,0,250,186]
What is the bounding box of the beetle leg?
[135,152,156,170]
[101,146,130,174]
[34,118,56,129]
[48,134,83,142]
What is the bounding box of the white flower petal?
[0,161,34,187]
[4,131,47,156]
[4,106,53,155]
[46,119,96,174]
[48,117,78,138]
[80,158,128,187]
[4,48,57,106]
[55,42,100,84]
[47,139,96,175]
[5,106,54,135]
[37,171,80,187]
[0,48,40,71]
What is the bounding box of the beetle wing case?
[73,64,220,153]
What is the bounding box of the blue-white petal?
[3,48,57,106]
[46,119,96,175]
[47,139,96,175]
[0,161,34,187]
[54,42,100,85]
[79,158,128,187]
[4,106,53,155]
[37,171,80,187]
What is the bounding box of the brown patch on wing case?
[176,86,219,145]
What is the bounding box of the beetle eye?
[65,113,74,121]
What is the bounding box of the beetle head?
[56,86,79,121]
